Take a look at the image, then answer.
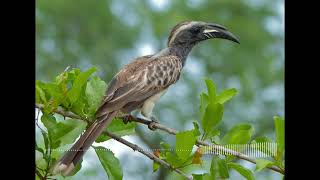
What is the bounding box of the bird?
[52,20,239,176]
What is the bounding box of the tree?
[36,0,284,179]
[36,68,284,179]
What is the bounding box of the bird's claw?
[148,116,159,131]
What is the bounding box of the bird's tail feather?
[52,111,117,176]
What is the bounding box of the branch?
[105,131,192,179]
[122,115,285,174]
[35,104,191,179]
[35,104,284,175]
[36,104,82,120]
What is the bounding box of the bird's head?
[167,21,240,47]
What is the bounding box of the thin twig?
[105,131,192,180]
[35,104,285,175]
[35,104,82,120]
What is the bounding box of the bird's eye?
[190,27,200,34]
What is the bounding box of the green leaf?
[36,153,47,170]
[41,131,49,160]
[228,162,255,180]
[160,142,171,151]
[165,152,184,167]
[68,68,81,78]
[205,78,216,103]
[50,119,87,148]
[192,174,205,180]
[252,136,272,143]
[94,147,123,180]
[208,128,220,137]
[210,156,218,179]
[160,142,184,167]
[43,83,65,103]
[36,81,47,103]
[55,69,69,85]
[85,76,107,116]
[192,174,211,180]
[69,85,88,118]
[210,157,229,179]
[200,92,209,116]
[67,67,97,104]
[52,119,87,145]
[41,114,57,131]
[216,88,237,104]
[42,131,49,150]
[274,116,284,162]
[176,130,197,161]
[255,159,274,172]
[192,121,201,136]
[96,119,136,142]
[35,141,45,156]
[153,162,160,172]
[202,103,223,135]
[221,123,254,145]
[217,158,229,178]
[207,129,220,143]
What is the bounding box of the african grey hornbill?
[53,20,239,175]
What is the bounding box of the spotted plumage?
[95,55,182,117]
[53,20,240,176]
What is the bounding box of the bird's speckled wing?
[103,55,153,101]
[96,55,182,117]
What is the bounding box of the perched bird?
[53,20,239,175]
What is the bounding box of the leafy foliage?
[86,76,107,115]
[35,68,135,179]
[35,69,284,179]
[200,78,237,141]
[274,116,285,164]
[37,1,284,178]
[228,162,255,180]
[176,129,198,160]
[255,159,275,172]
[210,157,230,179]
[94,146,123,180]
[41,114,87,148]
[221,123,254,145]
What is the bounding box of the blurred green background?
[36,0,284,179]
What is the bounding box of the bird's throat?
[169,43,195,67]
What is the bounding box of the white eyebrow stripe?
[169,22,198,46]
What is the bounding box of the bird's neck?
[168,43,195,66]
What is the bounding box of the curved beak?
[203,23,240,44]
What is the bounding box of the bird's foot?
[136,113,159,131]
[148,116,159,131]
